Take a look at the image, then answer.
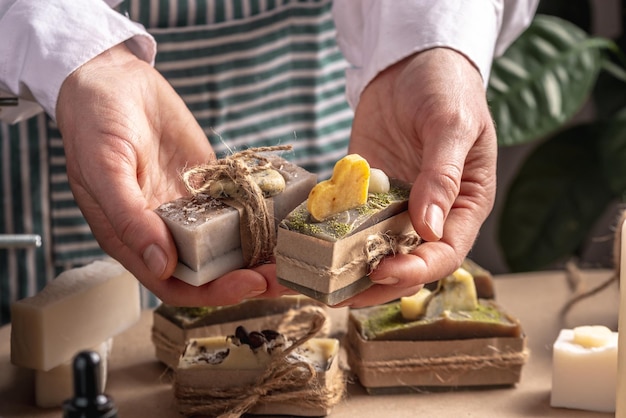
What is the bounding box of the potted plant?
[487,3,626,282]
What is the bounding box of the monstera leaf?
[498,123,616,272]
[488,15,615,147]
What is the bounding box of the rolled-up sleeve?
[0,0,156,123]
[332,0,538,108]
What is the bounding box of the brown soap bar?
[151,296,329,368]
[346,298,527,391]
[275,180,416,305]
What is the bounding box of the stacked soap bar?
[275,154,419,305]
[346,267,527,392]
[551,325,617,413]
[10,259,141,408]
[174,326,343,417]
[275,180,414,305]
[151,296,330,368]
[156,154,317,286]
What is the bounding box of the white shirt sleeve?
[0,0,156,124]
[332,0,539,109]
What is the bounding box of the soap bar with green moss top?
[350,299,523,341]
[275,179,415,305]
[351,266,521,341]
[279,179,410,242]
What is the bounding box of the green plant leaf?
[595,116,626,195]
[498,124,614,272]
[488,15,614,147]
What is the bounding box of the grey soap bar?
[155,155,317,286]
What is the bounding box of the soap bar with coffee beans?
[174,325,343,417]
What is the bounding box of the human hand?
[57,43,289,306]
[342,48,497,307]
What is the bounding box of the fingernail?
[425,204,444,239]
[143,244,168,278]
[371,276,400,285]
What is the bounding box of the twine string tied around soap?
[181,145,292,267]
[174,306,345,418]
[365,231,421,273]
[348,342,529,385]
[274,230,420,278]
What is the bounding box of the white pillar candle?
[617,222,626,417]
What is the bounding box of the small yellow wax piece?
[573,325,613,348]
[400,288,432,321]
[444,267,478,311]
[307,154,370,221]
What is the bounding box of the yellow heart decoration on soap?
[307,154,370,221]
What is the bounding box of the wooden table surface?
[0,269,620,417]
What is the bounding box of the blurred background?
[472,0,626,274]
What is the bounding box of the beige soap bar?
[11,259,140,371]
[35,339,112,408]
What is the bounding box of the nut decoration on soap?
[307,154,371,222]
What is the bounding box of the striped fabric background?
[0,0,353,324]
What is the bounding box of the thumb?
[409,133,470,243]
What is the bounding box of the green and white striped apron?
[0,0,353,324]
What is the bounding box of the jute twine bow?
[181,145,292,267]
[560,209,623,319]
[365,231,421,273]
[174,306,345,418]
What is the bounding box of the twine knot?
[181,145,292,266]
[174,307,345,418]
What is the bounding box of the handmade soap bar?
[151,296,330,368]
[174,326,343,417]
[35,339,112,408]
[156,153,316,286]
[346,267,527,391]
[11,259,140,371]
[275,173,417,305]
[551,326,617,413]
[351,293,522,342]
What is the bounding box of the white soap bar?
[551,327,618,413]
[11,259,140,371]
[156,155,316,286]
[35,339,112,408]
